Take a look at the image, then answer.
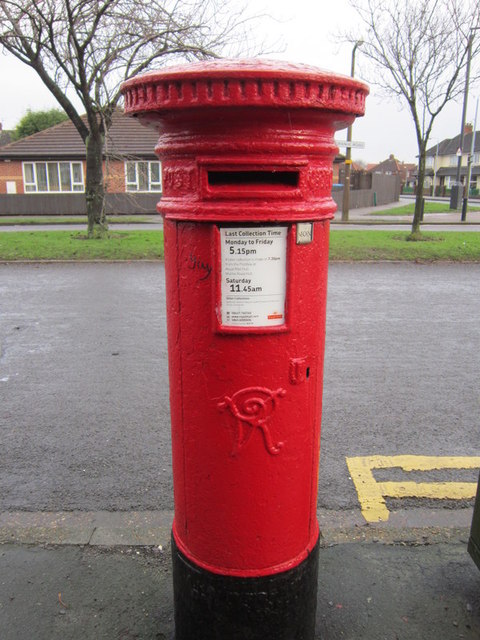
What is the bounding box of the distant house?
[332,155,403,209]
[332,154,346,184]
[425,125,480,196]
[337,160,370,188]
[369,154,416,191]
[0,111,162,214]
[335,153,415,206]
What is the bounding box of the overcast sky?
[0,0,477,164]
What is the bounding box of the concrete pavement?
[341,197,480,226]
[0,508,474,547]
[0,513,478,640]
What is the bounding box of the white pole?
[432,143,439,196]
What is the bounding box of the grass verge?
[372,202,480,216]
[0,215,158,225]
[329,231,480,261]
[1,229,480,262]
[0,230,164,261]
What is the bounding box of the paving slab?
[0,507,472,547]
[0,536,479,640]
[0,511,174,547]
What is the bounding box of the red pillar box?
[122,60,368,640]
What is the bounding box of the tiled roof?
[370,157,398,173]
[0,111,159,160]
[368,156,416,181]
[426,131,480,156]
[435,166,480,176]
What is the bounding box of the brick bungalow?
[0,111,162,215]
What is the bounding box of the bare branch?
[0,0,270,233]
[0,0,266,124]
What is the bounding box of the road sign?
[335,140,365,149]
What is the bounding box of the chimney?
[465,123,473,135]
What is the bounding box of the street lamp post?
[342,40,364,222]
[462,97,479,221]
[450,28,478,213]
[432,142,439,197]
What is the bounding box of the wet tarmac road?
[1,262,479,513]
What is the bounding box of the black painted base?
[172,534,319,640]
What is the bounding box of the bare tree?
[0,0,261,237]
[344,0,480,237]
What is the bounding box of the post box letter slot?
[207,170,299,189]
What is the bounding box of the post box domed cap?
[121,58,369,116]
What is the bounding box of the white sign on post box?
[220,226,287,327]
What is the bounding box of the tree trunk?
[85,128,108,238]
[411,151,426,237]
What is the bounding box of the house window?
[445,176,453,188]
[125,161,162,192]
[23,161,84,193]
[425,156,434,168]
[450,155,459,167]
[473,153,480,165]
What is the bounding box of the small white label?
[296,222,313,244]
[220,226,287,327]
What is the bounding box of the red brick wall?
[105,160,125,192]
[0,160,23,194]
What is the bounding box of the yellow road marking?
[346,455,480,523]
